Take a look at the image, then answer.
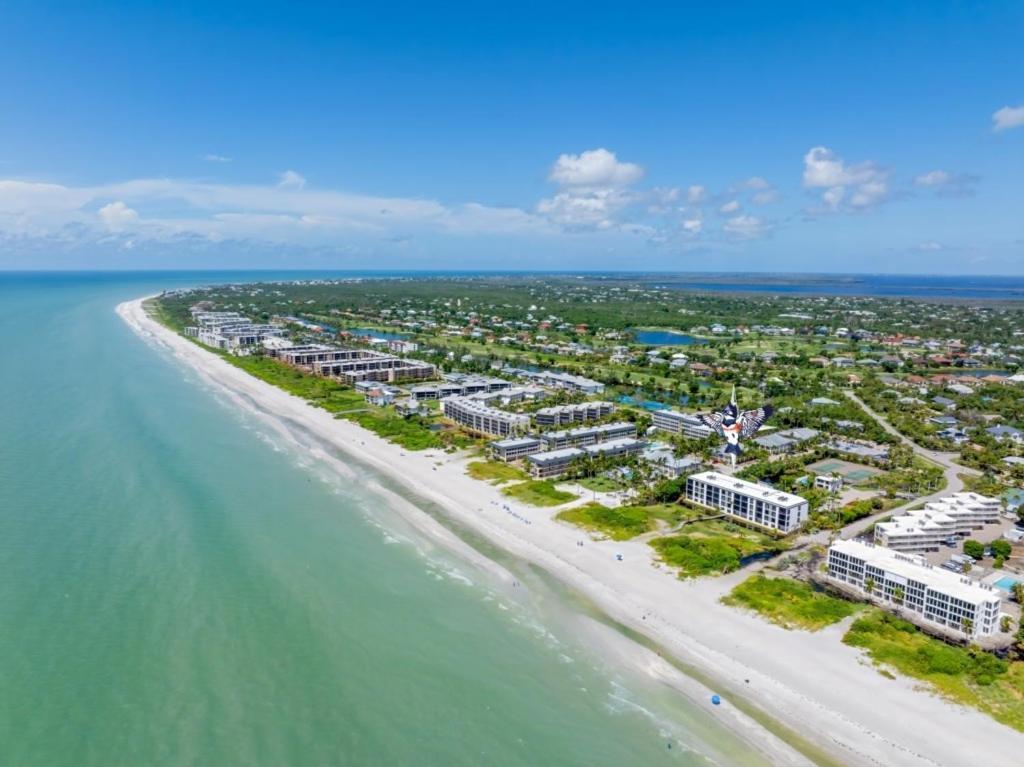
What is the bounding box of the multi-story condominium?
[314,354,436,384]
[685,472,809,533]
[651,409,713,439]
[441,396,530,438]
[526,438,646,479]
[490,437,543,462]
[641,444,704,479]
[539,422,637,451]
[826,540,1002,639]
[507,368,605,394]
[874,492,1002,552]
[186,311,285,352]
[534,401,616,427]
[527,447,585,479]
[409,377,511,400]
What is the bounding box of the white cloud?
[682,217,702,234]
[803,146,888,212]
[719,199,740,214]
[686,185,707,204]
[98,201,139,231]
[992,104,1024,132]
[914,169,978,198]
[751,189,780,205]
[723,214,769,240]
[204,154,232,163]
[278,170,306,189]
[916,241,944,252]
[548,148,644,187]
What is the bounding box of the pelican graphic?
[699,386,773,466]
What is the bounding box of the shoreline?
[119,296,1024,767]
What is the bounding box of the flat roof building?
[540,421,637,451]
[874,492,1002,552]
[651,409,713,439]
[685,471,809,533]
[442,396,529,438]
[534,401,615,427]
[827,539,1002,639]
[490,436,543,462]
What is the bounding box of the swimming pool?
[993,576,1024,592]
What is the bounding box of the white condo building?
[534,401,615,427]
[874,492,1002,552]
[827,540,1002,639]
[651,409,713,439]
[685,472,809,533]
[441,396,529,438]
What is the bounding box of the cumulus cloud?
[547,148,644,187]
[686,185,707,203]
[803,146,889,212]
[98,201,139,231]
[278,169,307,189]
[723,214,769,240]
[992,104,1024,132]
[203,153,232,163]
[914,169,978,197]
[538,148,646,231]
[719,199,740,214]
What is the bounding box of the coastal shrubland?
[723,575,862,630]
[501,480,577,507]
[466,460,528,484]
[556,503,652,540]
[843,611,1024,732]
[650,522,783,578]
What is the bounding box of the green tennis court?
[807,459,882,484]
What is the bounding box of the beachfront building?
[534,401,616,427]
[651,409,713,439]
[873,492,1003,552]
[539,422,637,451]
[826,540,1002,639]
[526,438,647,479]
[752,427,819,456]
[441,396,529,438]
[490,436,543,462]
[685,472,809,533]
[187,311,285,352]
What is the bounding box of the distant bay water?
[0,271,773,766]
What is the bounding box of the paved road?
[832,389,980,540]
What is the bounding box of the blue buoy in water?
[711,694,721,706]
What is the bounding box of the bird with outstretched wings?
[698,388,773,462]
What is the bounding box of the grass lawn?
[650,521,784,578]
[467,460,528,484]
[502,480,578,507]
[557,502,652,540]
[843,610,1024,732]
[723,575,862,630]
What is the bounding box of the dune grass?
[467,460,528,484]
[843,610,1024,732]
[723,575,861,630]
[650,522,783,578]
[502,480,577,507]
[557,502,652,540]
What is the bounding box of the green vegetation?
[501,480,577,507]
[843,611,1024,732]
[651,521,784,578]
[963,539,985,559]
[557,503,653,540]
[576,474,626,493]
[466,460,527,484]
[723,575,861,630]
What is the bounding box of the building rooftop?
[830,540,1001,606]
[689,471,808,508]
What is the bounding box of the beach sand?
[120,297,1024,767]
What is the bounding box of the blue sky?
[1,1,1021,272]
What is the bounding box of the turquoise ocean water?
[0,273,770,766]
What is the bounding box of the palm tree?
[864,576,876,597]
[892,585,905,607]
[961,617,974,636]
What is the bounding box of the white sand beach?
[120,297,1024,767]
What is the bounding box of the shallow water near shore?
[0,272,779,765]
